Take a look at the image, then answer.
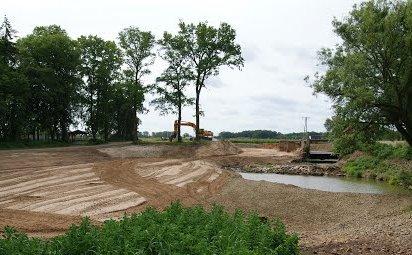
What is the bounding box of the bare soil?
[0,141,411,254]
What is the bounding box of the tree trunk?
[195,90,200,140]
[50,127,55,141]
[60,120,68,142]
[177,101,182,142]
[104,123,109,142]
[394,123,412,146]
[132,105,138,143]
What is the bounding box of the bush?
[0,203,299,255]
[343,143,412,188]
[363,143,412,160]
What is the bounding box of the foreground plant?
[0,203,299,255]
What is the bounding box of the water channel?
[240,172,407,194]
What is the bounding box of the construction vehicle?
[169,120,214,141]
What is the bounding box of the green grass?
[343,143,412,188]
[0,140,70,150]
[0,203,299,255]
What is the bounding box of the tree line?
[218,130,326,140]
[0,17,243,143]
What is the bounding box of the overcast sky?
[2,0,363,135]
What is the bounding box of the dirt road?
[0,142,411,254]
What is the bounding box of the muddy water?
[240,173,403,194]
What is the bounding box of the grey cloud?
[242,44,260,62]
[250,95,300,113]
[271,44,317,67]
[206,76,225,88]
[260,63,280,74]
[221,109,239,116]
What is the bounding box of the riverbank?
[228,162,343,176]
[209,176,412,255]
[221,142,412,190]
[341,144,412,189]
[1,142,411,254]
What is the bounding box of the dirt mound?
[196,141,242,157]
[273,141,302,152]
[260,141,301,152]
[98,145,168,158]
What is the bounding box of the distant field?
[225,138,282,144]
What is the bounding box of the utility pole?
[302,117,309,138]
[301,116,310,157]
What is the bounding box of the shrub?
[0,203,299,255]
[361,143,412,160]
[343,143,412,188]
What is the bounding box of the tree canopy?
[0,16,27,141]
[17,25,81,142]
[177,21,244,139]
[78,35,122,141]
[151,31,194,142]
[118,27,155,143]
[310,0,412,152]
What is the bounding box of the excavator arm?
[169,120,213,141]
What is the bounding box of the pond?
[240,172,403,194]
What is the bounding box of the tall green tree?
[111,81,137,140]
[0,16,17,65]
[18,25,81,142]
[309,0,412,151]
[78,35,122,141]
[152,32,194,142]
[118,27,155,143]
[0,16,28,141]
[177,21,244,139]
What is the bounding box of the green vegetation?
[0,203,299,255]
[151,31,194,142]
[176,22,244,140]
[0,140,69,150]
[0,17,243,144]
[227,138,280,144]
[118,27,156,143]
[343,143,412,188]
[309,0,412,154]
[218,130,325,140]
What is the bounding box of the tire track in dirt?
[93,158,233,210]
[0,161,147,219]
[0,142,236,234]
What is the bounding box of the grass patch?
[0,203,299,255]
[0,140,70,150]
[343,143,412,188]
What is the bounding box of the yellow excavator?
[169,120,214,141]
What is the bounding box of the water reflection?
[240,173,400,194]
